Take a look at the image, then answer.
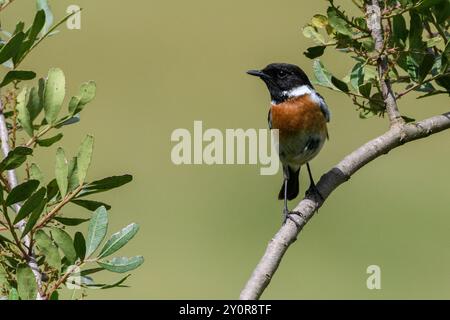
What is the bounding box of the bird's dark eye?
[278,70,288,79]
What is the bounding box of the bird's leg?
[306,163,324,201]
[282,166,290,223]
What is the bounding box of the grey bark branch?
[367,0,405,127]
[240,112,450,300]
[0,95,44,300]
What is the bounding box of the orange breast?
[271,95,327,137]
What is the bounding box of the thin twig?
[396,73,450,100]
[366,0,404,127]
[33,184,84,231]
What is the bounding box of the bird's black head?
[247,63,313,104]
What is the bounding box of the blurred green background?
[2,0,450,299]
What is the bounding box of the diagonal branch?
[366,0,404,127]
[240,112,450,300]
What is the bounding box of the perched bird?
[247,63,330,222]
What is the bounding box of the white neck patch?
[283,85,313,98]
[281,85,322,105]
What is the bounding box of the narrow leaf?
[13,187,46,224]
[74,231,86,261]
[76,135,94,185]
[85,206,108,258]
[79,175,133,197]
[50,228,77,265]
[43,68,65,124]
[0,147,33,172]
[0,32,25,65]
[97,256,144,273]
[16,87,33,137]
[16,264,37,300]
[331,76,349,92]
[71,199,111,211]
[36,0,54,35]
[0,71,36,88]
[21,199,45,238]
[6,180,39,206]
[55,148,68,198]
[99,223,140,258]
[29,164,44,185]
[54,216,90,226]
[36,133,63,147]
[35,230,61,271]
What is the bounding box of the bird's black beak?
[247,69,270,80]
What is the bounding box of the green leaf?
[74,231,86,261]
[76,135,94,185]
[13,187,46,224]
[36,133,63,147]
[27,80,44,121]
[6,180,39,206]
[69,81,97,115]
[55,148,68,198]
[392,15,408,48]
[101,274,131,289]
[99,223,140,258]
[36,0,54,35]
[408,12,424,50]
[97,256,144,273]
[46,178,59,201]
[67,157,79,192]
[312,59,335,89]
[54,217,90,226]
[331,76,349,92]
[35,230,60,271]
[71,199,111,211]
[406,54,420,82]
[27,10,46,44]
[359,82,372,98]
[350,62,364,91]
[21,199,45,238]
[29,163,44,185]
[16,264,37,300]
[302,26,326,45]
[80,175,133,197]
[418,53,435,83]
[8,288,19,300]
[303,46,326,59]
[416,0,446,10]
[327,7,353,36]
[80,267,104,277]
[311,14,328,28]
[0,71,36,88]
[50,228,77,265]
[0,147,33,172]
[55,114,80,128]
[16,87,33,137]
[43,68,66,124]
[0,32,25,65]
[85,206,108,258]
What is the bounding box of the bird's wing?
[316,92,331,123]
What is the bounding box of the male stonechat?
[247,63,330,222]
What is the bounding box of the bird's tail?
[278,166,300,201]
